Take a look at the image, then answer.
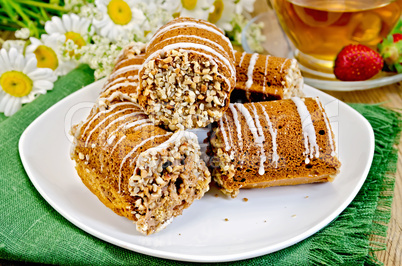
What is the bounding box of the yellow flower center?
[107,0,132,25]
[181,0,198,10]
[34,45,59,70]
[0,71,33,97]
[208,0,224,24]
[64,32,86,48]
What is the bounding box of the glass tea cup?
[270,0,402,76]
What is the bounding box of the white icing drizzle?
[102,77,126,92]
[131,131,198,176]
[109,64,141,80]
[235,103,266,175]
[113,58,130,70]
[96,111,143,140]
[161,35,230,59]
[280,58,289,73]
[110,135,126,154]
[234,103,262,143]
[148,21,232,52]
[144,42,236,78]
[105,118,151,146]
[245,53,259,89]
[84,107,137,147]
[219,117,230,152]
[314,98,336,156]
[102,81,138,96]
[262,55,270,93]
[123,119,152,130]
[118,132,173,193]
[110,122,153,154]
[99,91,136,104]
[138,131,197,163]
[107,135,116,145]
[113,55,143,70]
[223,114,234,158]
[82,102,136,137]
[258,103,279,168]
[239,51,246,67]
[291,97,320,164]
[228,104,243,150]
[250,104,266,175]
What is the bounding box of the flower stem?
[13,0,67,12]
[7,0,38,36]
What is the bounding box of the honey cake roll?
[207,98,340,198]
[70,98,211,235]
[99,43,146,103]
[138,17,236,131]
[231,51,304,103]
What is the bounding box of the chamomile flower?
[0,48,57,116]
[208,0,236,31]
[165,0,214,20]
[92,0,146,42]
[26,34,77,76]
[44,13,93,58]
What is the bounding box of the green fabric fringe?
[308,104,401,266]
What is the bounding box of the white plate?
[19,79,374,263]
[242,11,402,91]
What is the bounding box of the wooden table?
[0,30,401,264]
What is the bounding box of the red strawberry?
[378,33,402,73]
[334,44,383,81]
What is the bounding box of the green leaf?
[391,19,402,35]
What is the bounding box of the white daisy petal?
[9,98,22,116]
[53,17,67,33]
[26,37,41,54]
[27,68,53,81]
[56,60,77,76]
[45,20,58,34]
[4,96,18,116]
[14,53,26,71]
[131,8,145,24]
[0,93,11,112]
[62,14,72,32]
[23,57,38,74]
[30,37,42,46]
[33,80,54,91]
[71,15,81,32]
[8,48,19,67]
[1,49,12,70]
[20,94,35,104]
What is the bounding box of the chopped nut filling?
[139,49,231,131]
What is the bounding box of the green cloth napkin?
[0,65,401,265]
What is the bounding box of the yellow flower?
[45,14,93,58]
[107,0,132,25]
[0,48,57,116]
[93,0,145,41]
[26,34,77,76]
[0,71,33,97]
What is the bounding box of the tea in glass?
[271,0,402,74]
